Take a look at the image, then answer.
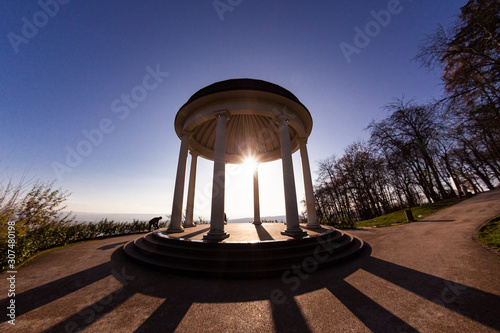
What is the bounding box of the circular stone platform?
[167,78,321,239]
[123,224,365,278]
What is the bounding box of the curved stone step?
[132,233,354,267]
[122,228,365,278]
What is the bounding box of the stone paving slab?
[162,223,329,242]
[1,190,499,332]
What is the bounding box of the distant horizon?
[69,211,287,224]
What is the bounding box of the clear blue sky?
[1,0,467,220]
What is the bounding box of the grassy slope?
[478,216,500,253]
[355,197,465,228]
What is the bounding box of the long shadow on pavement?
[7,242,500,332]
[362,256,500,330]
[255,224,274,241]
[44,287,136,333]
[330,281,419,333]
[174,227,211,239]
[0,262,113,322]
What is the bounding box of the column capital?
[274,114,290,124]
[298,137,308,145]
[189,150,199,157]
[181,131,193,139]
[214,110,230,119]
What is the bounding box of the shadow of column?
[361,256,500,331]
[255,225,274,241]
[328,281,419,333]
[134,298,194,332]
[0,262,113,322]
[170,227,211,239]
[44,287,136,332]
[13,236,499,332]
[271,296,312,333]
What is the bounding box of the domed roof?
[175,79,312,164]
[183,78,307,111]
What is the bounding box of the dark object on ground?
[404,209,415,222]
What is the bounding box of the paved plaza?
[1,189,499,332]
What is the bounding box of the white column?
[204,111,230,241]
[277,116,307,237]
[168,132,190,233]
[253,164,261,225]
[299,138,320,228]
[184,152,198,228]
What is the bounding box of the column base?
[166,226,184,234]
[305,222,322,229]
[203,232,230,242]
[183,222,196,228]
[281,228,308,238]
[252,220,262,225]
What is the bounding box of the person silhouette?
[148,216,162,232]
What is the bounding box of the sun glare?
[243,157,259,173]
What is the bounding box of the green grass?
[478,216,500,253]
[355,197,465,228]
[18,241,84,268]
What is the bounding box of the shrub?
[0,179,76,270]
[0,177,162,271]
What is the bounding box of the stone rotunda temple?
[167,78,319,240]
[123,79,365,277]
